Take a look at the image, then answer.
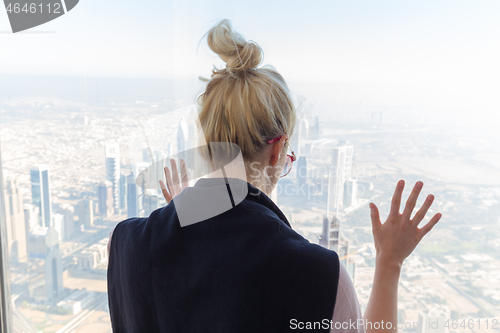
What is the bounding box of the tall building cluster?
[1,140,128,305]
[280,113,361,284]
[124,116,198,218]
[0,140,64,304]
[0,111,203,317]
[112,116,195,219]
[318,141,360,284]
[27,164,64,303]
[2,109,365,309]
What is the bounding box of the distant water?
[0,74,203,106]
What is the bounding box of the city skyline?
[0,0,499,331]
[0,88,498,332]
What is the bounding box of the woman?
[107,19,442,332]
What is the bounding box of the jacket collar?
[192,177,292,229]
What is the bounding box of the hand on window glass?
[159,158,189,203]
[369,180,442,268]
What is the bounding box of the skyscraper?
[27,225,63,303]
[97,181,114,218]
[119,173,128,211]
[319,214,340,253]
[327,145,354,215]
[31,165,52,228]
[319,214,354,282]
[57,204,75,240]
[323,151,345,257]
[105,143,120,212]
[5,179,27,263]
[23,204,39,235]
[78,199,94,227]
[343,179,358,207]
[127,173,144,218]
[51,214,64,243]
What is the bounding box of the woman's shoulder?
[238,194,340,264]
[110,216,148,236]
[107,216,150,254]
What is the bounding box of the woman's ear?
[269,135,288,167]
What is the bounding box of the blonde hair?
[197,19,296,162]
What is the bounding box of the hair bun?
[207,19,262,74]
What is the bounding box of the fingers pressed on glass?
[418,212,442,237]
[170,159,181,187]
[164,166,174,193]
[159,180,172,202]
[402,181,423,220]
[390,180,404,217]
[369,203,382,230]
[411,194,434,226]
[180,159,188,188]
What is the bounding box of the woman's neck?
[202,162,274,196]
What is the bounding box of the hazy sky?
[0,0,499,115]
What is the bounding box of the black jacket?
[107,177,340,332]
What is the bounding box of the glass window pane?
[1,1,499,331]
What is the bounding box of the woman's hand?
[369,179,442,268]
[159,158,189,203]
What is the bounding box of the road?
[55,293,108,333]
[416,248,499,325]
